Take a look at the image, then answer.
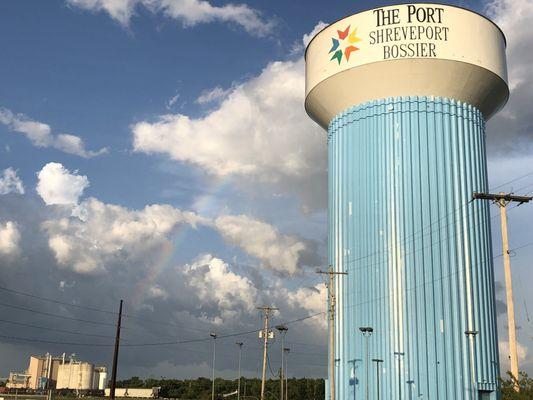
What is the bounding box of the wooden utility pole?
[110,299,123,400]
[317,266,347,400]
[257,306,278,400]
[473,192,532,389]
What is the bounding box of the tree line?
[116,373,533,400]
[115,376,324,400]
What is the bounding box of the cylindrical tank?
[305,4,508,400]
[78,362,94,390]
[93,367,108,390]
[56,362,95,390]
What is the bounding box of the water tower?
[305,4,508,399]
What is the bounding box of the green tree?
[500,372,533,399]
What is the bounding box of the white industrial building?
[56,361,107,391]
[6,354,106,391]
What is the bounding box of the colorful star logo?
[328,25,361,65]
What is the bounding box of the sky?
[0,0,533,381]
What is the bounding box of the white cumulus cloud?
[195,86,233,105]
[302,21,328,47]
[0,168,24,195]
[42,197,206,274]
[0,108,107,158]
[214,214,307,275]
[0,221,21,257]
[147,285,169,300]
[184,254,258,322]
[67,0,275,36]
[132,57,326,210]
[286,283,327,327]
[41,196,315,275]
[36,162,90,206]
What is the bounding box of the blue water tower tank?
[305,4,508,399]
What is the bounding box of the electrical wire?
[0,318,116,339]
[266,352,278,378]
[0,301,116,327]
[0,285,117,315]
[0,311,324,348]
[0,285,275,338]
[334,168,533,272]
[336,186,531,281]
[0,171,531,356]
[0,285,215,335]
[489,170,533,191]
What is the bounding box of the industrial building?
[6,353,106,391]
[104,388,160,398]
[6,354,64,390]
[305,3,507,400]
[56,361,107,391]
[5,372,31,390]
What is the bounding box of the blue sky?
[0,0,485,209]
[1,0,533,381]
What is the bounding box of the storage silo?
[56,361,95,390]
[93,367,108,390]
[305,4,508,400]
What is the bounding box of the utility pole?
[276,325,288,400]
[372,359,383,400]
[473,191,532,388]
[257,306,278,400]
[236,342,243,400]
[110,299,123,400]
[210,333,217,400]
[317,266,347,400]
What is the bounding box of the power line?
[4,229,533,351]
[0,318,116,339]
[0,280,328,349]
[509,241,533,253]
[340,251,497,315]
[0,311,324,348]
[337,187,531,279]
[0,171,530,358]
[0,301,116,327]
[266,352,277,378]
[336,169,533,272]
[0,285,117,315]
[0,334,115,347]
[0,284,255,338]
[490,170,533,191]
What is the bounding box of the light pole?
[236,342,244,400]
[394,352,404,400]
[359,327,373,400]
[406,380,415,399]
[210,333,217,400]
[465,330,479,395]
[371,359,383,400]
[276,325,288,400]
[283,347,290,400]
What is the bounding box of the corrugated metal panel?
[328,96,499,399]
